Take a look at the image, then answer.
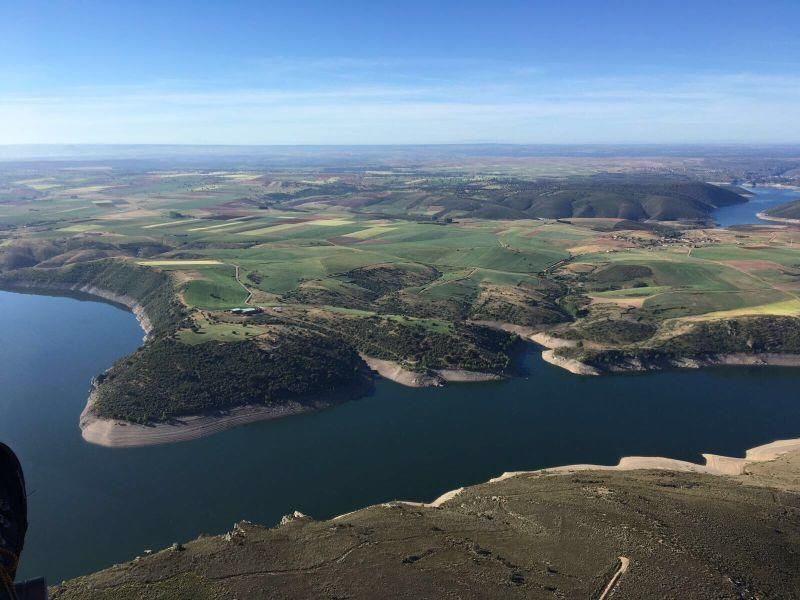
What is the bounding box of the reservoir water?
[714,185,800,226]
[2,289,800,583]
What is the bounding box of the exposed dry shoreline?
[754,183,800,192]
[81,353,504,448]
[80,386,319,448]
[523,327,800,376]
[2,282,346,448]
[360,355,442,387]
[377,437,800,512]
[755,211,800,225]
[492,437,800,480]
[360,354,503,388]
[51,435,800,599]
[540,349,600,375]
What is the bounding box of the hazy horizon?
[3,0,800,146]
[2,142,800,167]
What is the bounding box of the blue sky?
[2,0,799,144]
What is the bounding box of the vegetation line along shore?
[357,436,800,520]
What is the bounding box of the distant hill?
[302,174,749,222]
[457,176,747,221]
[764,198,800,220]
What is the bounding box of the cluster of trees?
[344,264,440,296]
[565,315,800,369]
[94,331,368,423]
[470,282,569,327]
[374,279,569,326]
[282,281,375,311]
[662,316,800,355]
[470,298,568,327]
[256,182,361,208]
[575,318,657,345]
[332,316,518,374]
[375,290,475,321]
[572,264,656,293]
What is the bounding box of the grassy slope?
[50,452,800,599]
[550,224,800,365]
[328,176,747,221]
[93,330,369,422]
[765,198,800,219]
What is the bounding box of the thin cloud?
[2,70,799,144]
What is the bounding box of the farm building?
[229,307,262,315]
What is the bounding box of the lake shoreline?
[79,385,324,448]
[3,284,798,448]
[532,332,800,374]
[54,431,800,598]
[476,321,800,376]
[755,211,800,225]
[79,355,506,448]
[341,436,800,518]
[0,281,154,341]
[360,354,503,387]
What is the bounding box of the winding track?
[598,556,630,600]
[232,264,253,305]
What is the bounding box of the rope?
[0,547,19,600]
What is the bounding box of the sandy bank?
[476,321,800,376]
[754,183,800,192]
[528,332,576,349]
[471,321,601,375]
[339,436,800,518]
[80,388,319,448]
[525,326,800,376]
[492,437,800,481]
[755,211,800,226]
[434,369,503,383]
[473,321,602,376]
[541,349,600,375]
[360,355,443,387]
[360,355,502,387]
[469,320,540,338]
[526,331,602,375]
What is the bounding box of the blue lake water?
[714,185,800,226]
[1,289,800,583]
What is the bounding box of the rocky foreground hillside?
[51,447,800,599]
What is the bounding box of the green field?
[181,267,249,309]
